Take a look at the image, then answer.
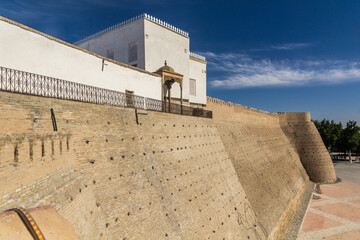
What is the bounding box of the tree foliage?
[312,119,360,153]
[313,119,342,150]
[337,121,360,153]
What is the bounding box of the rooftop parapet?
[189,52,206,61]
[74,13,189,45]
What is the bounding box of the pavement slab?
[297,162,360,240]
[322,229,360,240]
[350,199,360,205]
[313,203,360,222]
[319,186,359,199]
[301,212,342,232]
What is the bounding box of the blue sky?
[1,0,359,123]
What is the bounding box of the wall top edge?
[206,96,278,116]
[0,15,161,78]
[278,112,310,115]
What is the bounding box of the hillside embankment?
[0,92,336,239]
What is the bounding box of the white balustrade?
[189,52,206,61]
[74,13,190,45]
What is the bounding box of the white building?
[76,13,207,106]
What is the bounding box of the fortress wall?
[279,112,337,183]
[0,92,267,240]
[206,97,310,239]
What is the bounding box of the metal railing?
[0,66,212,118]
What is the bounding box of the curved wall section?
[279,112,337,183]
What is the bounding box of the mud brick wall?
[279,112,337,183]
[0,92,267,240]
[206,97,310,239]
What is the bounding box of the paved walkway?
[297,163,360,239]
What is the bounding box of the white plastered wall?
[189,58,207,105]
[77,20,145,69]
[143,19,190,101]
[0,19,161,100]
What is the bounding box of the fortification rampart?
[279,112,337,183]
[206,97,310,239]
[0,93,336,239]
[0,91,267,239]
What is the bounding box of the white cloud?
[269,43,312,50]
[199,51,360,88]
[250,42,313,51]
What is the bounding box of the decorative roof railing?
[0,66,212,119]
[189,52,206,61]
[74,13,189,45]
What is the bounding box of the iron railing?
[0,66,212,118]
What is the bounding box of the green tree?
[337,121,360,158]
[313,119,343,151]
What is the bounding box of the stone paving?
[297,181,360,239]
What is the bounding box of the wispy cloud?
[269,42,312,50]
[199,51,360,88]
[250,42,313,51]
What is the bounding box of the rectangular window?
[128,42,137,62]
[107,49,114,60]
[190,79,196,96]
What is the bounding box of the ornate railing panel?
[0,66,212,118]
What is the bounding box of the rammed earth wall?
[0,92,266,239]
[206,97,336,239]
[0,92,335,239]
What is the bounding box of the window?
[107,49,114,60]
[190,79,196,96]
[128,42,137,62]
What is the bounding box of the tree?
[313,119,343,151]
[337,121,360,159]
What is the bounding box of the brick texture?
[206,97,311,239]
[0,92,266,240]
[279,112,337,183]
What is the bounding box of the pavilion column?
[168,86,172,113]
[180,84,183,114]
[162,75,165,112]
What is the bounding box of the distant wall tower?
[279,112,337,183]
